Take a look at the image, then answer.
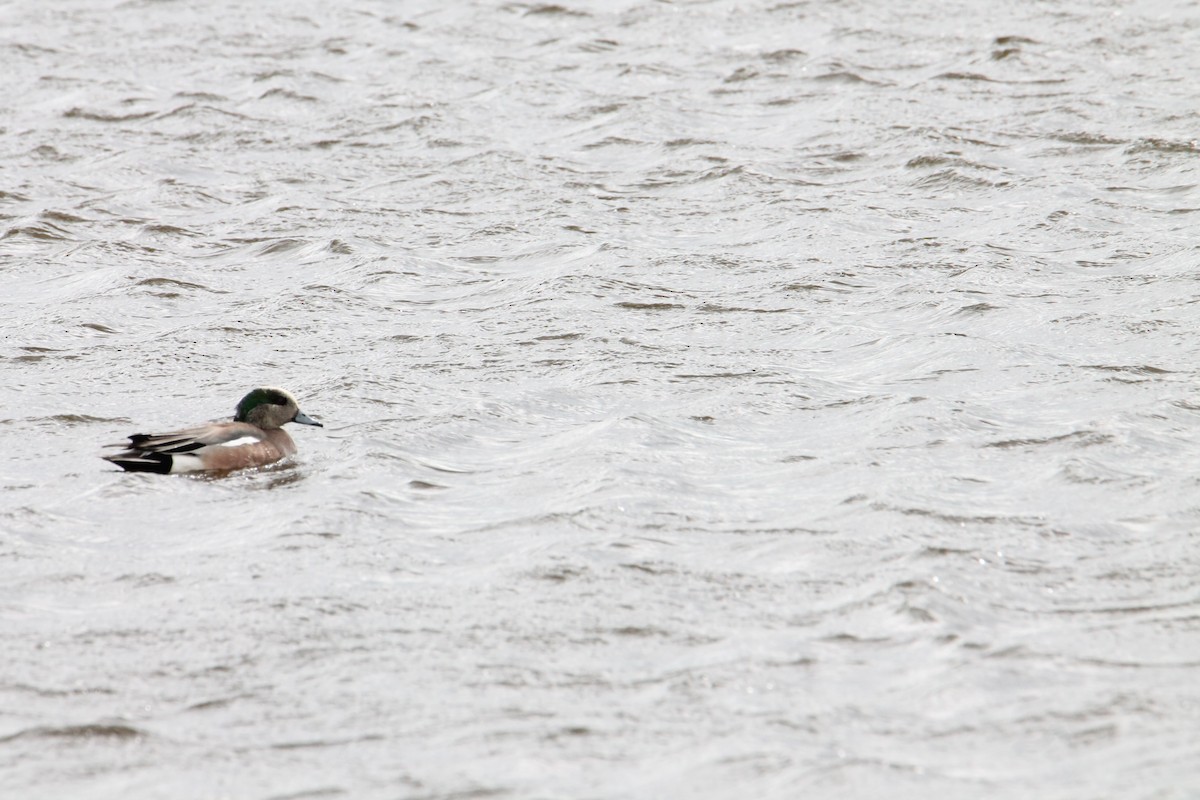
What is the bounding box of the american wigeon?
[103,387,323,474]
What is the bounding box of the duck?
[103,387,323,474]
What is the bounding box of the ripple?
[984,430,1109,449]
[0,723,147,743]
[62,107,155,123]
[2,222,73,240]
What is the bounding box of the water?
[3,1,1200,797]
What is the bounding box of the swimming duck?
[103,387,323,473]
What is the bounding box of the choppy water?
[3,1,1200,797]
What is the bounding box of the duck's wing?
[123,423,263,454]
[103,423,281,473]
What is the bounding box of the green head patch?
[235,388,291,422]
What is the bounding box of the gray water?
[3,1,1200,797]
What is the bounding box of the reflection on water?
[3,0,1200,797]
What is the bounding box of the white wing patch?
[218,436,261,448]
[169,455,206,474]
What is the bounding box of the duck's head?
[235,387,322,429]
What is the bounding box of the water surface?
[3,1,1200,797]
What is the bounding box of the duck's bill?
[293,411,323,427]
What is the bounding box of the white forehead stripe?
[219,436,261,448]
